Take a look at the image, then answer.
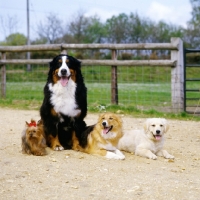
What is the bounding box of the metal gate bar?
[184,48,200,114]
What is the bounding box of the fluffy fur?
[40,54,87,150]
[21,119,46,156]
[72,113,125,160]
[118,118,174,160]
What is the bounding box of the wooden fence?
[0,37,184,112]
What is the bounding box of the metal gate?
[184,48,200,114]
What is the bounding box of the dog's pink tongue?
[60,77,68,87]
[103,128,109,134]
[155,135,161,140]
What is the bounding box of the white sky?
[0,0,192,41]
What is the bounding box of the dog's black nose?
[102,122,106,126]
[156,130,160,134]
[61,69,67,76]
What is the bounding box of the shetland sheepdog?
[21,119,46,156]
[40,54,87,150]
[72,113,125,160]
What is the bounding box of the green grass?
[0,64,200,120]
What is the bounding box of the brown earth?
[0,108,200,200]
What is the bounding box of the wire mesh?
[0,63,173,112]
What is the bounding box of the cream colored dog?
[118,118,174,160]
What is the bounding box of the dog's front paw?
[106,151,125,160]
[54,145,64,151]
[165,154,174,159]
[148,154,157,160]
[115,149,125,160]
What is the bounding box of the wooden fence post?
[111,49,118,104]
[1,52,6,98]
[171,37,184,112]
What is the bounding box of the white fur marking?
[48,79,81,117]
[105,151,125,160]
[58,56,71,77]
[54,146,64,151]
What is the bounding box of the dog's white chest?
[48,80,80,117]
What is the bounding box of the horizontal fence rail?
[0,59,176,66]
[0,37,184,112]
[0,42,179,52]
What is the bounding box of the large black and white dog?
[40,54,87,150]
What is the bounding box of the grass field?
[0,64,200,119]
[0,81,171,110]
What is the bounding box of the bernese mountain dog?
[40,54,87,150]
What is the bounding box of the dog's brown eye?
[109,117,113,120]
[152,124,155,127]
[58,59,62,63]
[160,124,163,127]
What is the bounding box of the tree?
[67,11,90,43]
[37,13,63,44]
[105,13,129,43]
[127,13,149,43]
[83,15,106,43]
[6,33,27,45]
[0,15,19,41]
[184,0,200,48]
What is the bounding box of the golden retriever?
[118,118,174,160]
[72,112,125,160]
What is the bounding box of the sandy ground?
[0,108,200,200]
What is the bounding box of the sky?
[0,0,192,41]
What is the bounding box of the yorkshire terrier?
[21,119,47,156]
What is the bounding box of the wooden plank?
[111,50,118,104]
[171,37,184,112]
[0,42,178,52]
[1,53,6,98]
[0,59,176,66]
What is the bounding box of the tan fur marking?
[52,69,60,83]
[70,69,76,82]
[72,131,83,151]
[47,134,62,150]
[51,108,58,117]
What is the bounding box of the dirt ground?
[0,108,200,200]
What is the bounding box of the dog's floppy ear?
[143,119,150,133]
[161,118,169,133]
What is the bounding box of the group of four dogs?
[21,54,174,160]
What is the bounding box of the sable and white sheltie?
[72,113,125,160]
[21,119,46,156]
[40,54,87,150]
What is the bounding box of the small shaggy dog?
[118,118,174,160]
[72,113,125,160]
[21,119,47,156]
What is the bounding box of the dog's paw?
[54,146,64,151]
[148,154,157,160]
[115,149,125,160]
[165,154,174,159]
[106,151,125,160]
